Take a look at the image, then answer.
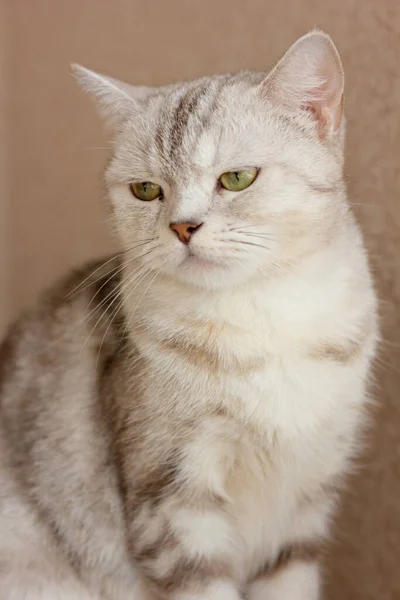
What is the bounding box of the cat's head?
[74,31,346,291]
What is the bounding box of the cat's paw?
[247,562,320,600]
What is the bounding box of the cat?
[0,31,378,600]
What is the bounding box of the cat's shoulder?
[0,255,124,395]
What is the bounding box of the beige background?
[1,0,7,335]
[3,1,400,598]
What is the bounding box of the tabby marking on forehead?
[169,86,208,161]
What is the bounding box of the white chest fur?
[129,258,376,579]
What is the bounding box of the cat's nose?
[169,222,203,245]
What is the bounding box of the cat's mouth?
[183,247,218,269]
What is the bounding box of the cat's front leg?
[174,580,242,600]
[136,573,241,600]
[247,561,320,600]
[130,501,242,600]
[139,558,242,600]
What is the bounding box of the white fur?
[170,508,235,558]
[248,562,320,600]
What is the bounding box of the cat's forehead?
[114,71,320,185]
[124,73,265,182]
[156,77,253,166]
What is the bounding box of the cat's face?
[75,32,346,291]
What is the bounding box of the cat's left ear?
[261,31,344,138]
[72,64,153,131]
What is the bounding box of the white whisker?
[84,244,160,314]
[226,238,270,251]
[79,244,162,356]
[66,239,156,299]
[124,268,162,335]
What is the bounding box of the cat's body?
[0,32,378,600]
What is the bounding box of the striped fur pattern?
[0,32,378,599]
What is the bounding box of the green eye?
[130,181,162,201]
[220,168,258,192]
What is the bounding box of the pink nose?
[169,222,203,245]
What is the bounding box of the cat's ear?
[261,31,344,137]
[72,64,152,130]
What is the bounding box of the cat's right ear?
[72,65,148,131]
[261,31,344,138]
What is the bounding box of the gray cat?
[0,31,378,600]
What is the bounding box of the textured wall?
[0,0,8,335]
[5,1,400,598]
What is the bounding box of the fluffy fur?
[0,32,378,599]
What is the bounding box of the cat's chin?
[157,245,259,290]
[183,253,216,270]
[170,255,254,291]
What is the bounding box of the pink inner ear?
[300,79,341,119]
[314,76,344,135]
[301,96,343,138]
